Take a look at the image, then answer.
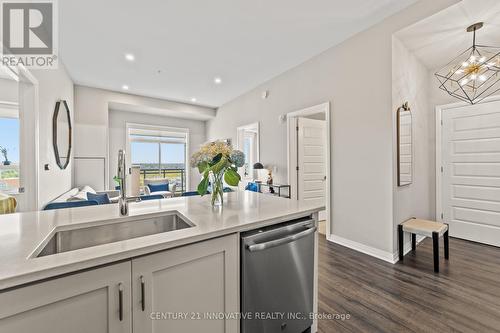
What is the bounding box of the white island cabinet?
[0,234,238,333]
[0,262,132,333]
[132,233,239,333]
[0,192,323,333]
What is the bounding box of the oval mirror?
[52,100,72,169]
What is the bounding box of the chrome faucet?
[117,150,142,215]
[117,149,129,215]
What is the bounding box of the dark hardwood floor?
[317,235,500,332]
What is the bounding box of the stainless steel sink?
[37,214,192,257]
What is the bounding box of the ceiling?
[395,0,500,71]
[60,0,415,108]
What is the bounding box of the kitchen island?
[0,191,323,333]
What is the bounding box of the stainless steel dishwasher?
[241,217,316,333]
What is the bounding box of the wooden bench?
[398,218,449,272]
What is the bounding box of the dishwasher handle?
[247,226,317,252]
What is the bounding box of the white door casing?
[0,64,39,212]
[438,99,500,246]
[297,118,327,202]
[287,102,331,237]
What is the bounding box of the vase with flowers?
[190,141,245,206]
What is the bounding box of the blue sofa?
[43,186,167,211]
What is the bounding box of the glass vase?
[209,172,224,207]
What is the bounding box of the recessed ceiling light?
[122,85,129,90]
[214,77,222,84]
[191,97,197,102]
[124,53,135,61]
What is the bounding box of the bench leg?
[411,233,416,252]
[433,231,439,273]
[398,225,404,261]
[444,229,449,260]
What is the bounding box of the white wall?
[429,70,460,107]
[74,86,214,190]
[392,36,434,250]
[207,0,459,258]
[31,63,74,207]
[0,78,18,102]
[108,110,206,191]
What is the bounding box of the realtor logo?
[1,0,58,68]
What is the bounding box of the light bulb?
[479,75,487,82]
[479,56,486,63]
[462,62,469,67]
[125,53,135,62]
[460,78,469,86]
[455,69,464,75]
[470,55,476,63]
[470,74,477,80]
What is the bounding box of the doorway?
[0,64,39,212]
[287,102,331,237]
[436,98,500,246]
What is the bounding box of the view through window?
[243,134,255,177]
[0,111,20,194]
[129,128,187,194]
[237,123,259,179]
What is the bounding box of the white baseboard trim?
[392,235,426,263]
[326,234,426,264]
[327,234,396,263]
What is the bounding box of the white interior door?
[297,118,326,203]
[441,100,500,246]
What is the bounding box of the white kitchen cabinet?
[132,234,239,333]
[0,262,131,333]
[0,234,239,333]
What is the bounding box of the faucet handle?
[117,149,126,178]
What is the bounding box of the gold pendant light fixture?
[435,22,500,104]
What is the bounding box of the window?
[237,122,260,179]
[0,107,20,194]
[128,125,188,194]
[242,133,256,176]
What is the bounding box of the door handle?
[140,275,145,311]
[118,283,124,321]
[247,227,317,252]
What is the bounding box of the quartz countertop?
[0,191,324,290]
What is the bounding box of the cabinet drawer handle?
[118,283,124,321]
[140,275,145,311]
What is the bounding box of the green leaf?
[197,176,209,196]
[198,161,209,174]
[224,169,241,186]
[211,153,222,165]
[211,157,227,174]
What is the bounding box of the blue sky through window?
[131,142,185,166]
[0,118,19,163]
[161,143,184,164]
[131,142,158,164]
